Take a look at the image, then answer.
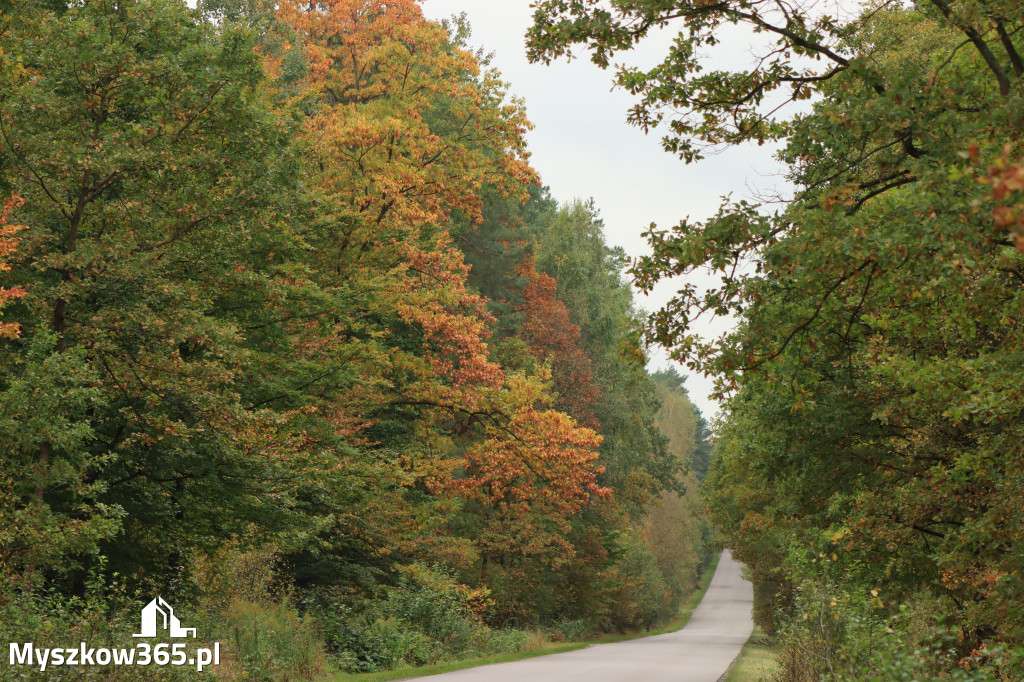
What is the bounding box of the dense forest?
[0,0,715,679]
[5,0,1022,680]
[529,0,1023,680]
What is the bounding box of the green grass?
[321,551,723,682]
[724,626,777,682]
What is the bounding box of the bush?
[372,566,482,654]
[222,599,327,682]
[1,546,331,682]
[309,563,545,673]
[832,631,1019,682]
[0,565,207,681]
[772,575,1024,682]
[188,542,328,682]
[547,618,593,642]
[482,628,530,654]
[192,542,281,609]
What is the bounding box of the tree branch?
[928,0,1012,97]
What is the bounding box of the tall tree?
[274,0,610,590]
[517,258,601,428]
[528,0,1024,670]
[536,201,680,506]
[0,0,311,582]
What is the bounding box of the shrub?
[309,563,546,673]
[222,599,327,682]
[482,628,535,655]
[191,542,282,610]
[772,575,1024,682]
[0,564,206,681]
[547,618,593,642]
[381,564,490,649]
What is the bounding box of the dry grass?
[724,626,778,682]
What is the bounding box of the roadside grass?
[723,626,777,682]
[323,551,723,682]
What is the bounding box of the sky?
[421,0,790,422]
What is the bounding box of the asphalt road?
[414,549,754,682]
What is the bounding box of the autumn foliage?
[0,0,713,674]
[273,0,610,538]
[517,259,601,428]
[0,195,25,340]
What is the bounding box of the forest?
[528,0,1024,679]
[0,0,715,679]
[3,0,1023,680]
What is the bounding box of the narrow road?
[416,550,753,682]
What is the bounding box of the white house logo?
[9,596,219,672]
[133,597,196,638]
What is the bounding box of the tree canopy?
[528,0,1023,678]
[0,1,715,676]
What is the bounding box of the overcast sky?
[421,0,790,422]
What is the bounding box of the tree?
[528,0,1024,669]
[529,0,1023,387]
[273,0,613,596]
[536,201,680,505]
[647,367,713,618]
[517,258,601,428]
[452,184,557,341]
[0,0,718,647]
[0,0,313,583]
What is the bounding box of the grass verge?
[723,626,777,682]
[323,550,724,682]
